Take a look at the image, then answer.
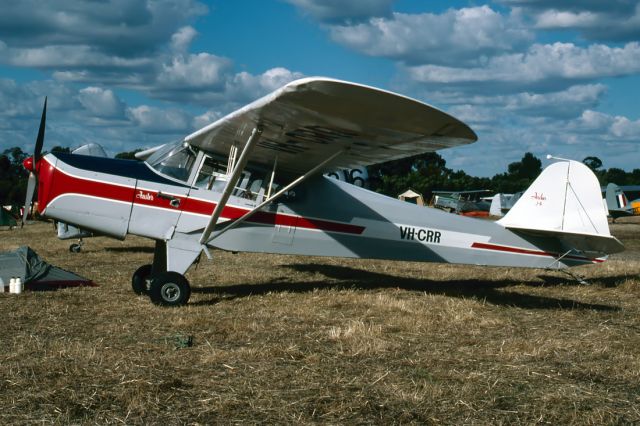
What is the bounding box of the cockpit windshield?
[146,141,197,182]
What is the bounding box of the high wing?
[185,77,477,176]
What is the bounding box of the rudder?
[498,158,623,256]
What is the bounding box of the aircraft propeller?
[22,97,47,227]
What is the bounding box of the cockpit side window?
[147,142,197,182]
[195,156,227,190]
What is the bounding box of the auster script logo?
[136,190,154,201]
[531,192,546,206]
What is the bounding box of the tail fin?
[605,183,630,210]
[498,159,624,256]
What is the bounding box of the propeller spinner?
[22,97,47,227]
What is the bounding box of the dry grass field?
[1,218,639,424]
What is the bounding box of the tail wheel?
[149,272,191,307]
[131,264,153,295]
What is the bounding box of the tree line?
[1,145,639,206]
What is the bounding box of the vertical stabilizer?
[499,159,614,237]
[605,183,630,211]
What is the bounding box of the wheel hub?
[161,282,181,302]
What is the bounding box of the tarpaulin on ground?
[0,246,96,289]
[0,208,17,227]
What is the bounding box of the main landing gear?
[69,239,84,253]
[131,266,191,307]
[131,239,195,307]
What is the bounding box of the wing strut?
[199,127,262,245]
[203,149,344,245]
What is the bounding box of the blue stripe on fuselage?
[52,152,190,187]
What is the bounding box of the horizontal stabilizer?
[499,159,624,256]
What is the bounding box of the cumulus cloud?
[574,110,640,140]
[0,0,208,55]
[192,110,223,130]
[150,66,304,108]
[170,26,198,54]
[447,84,606,125]
[329,6,532,66]
[2,45,152,70]
[157,53,232,91]
[227,67,305,100]
[78,87,126,118]
[0,0,206,89]
[442,107,640,176]
[284,0,395,23]
[501,0,640,41]
[406,42,640,92]
[126,105,191,133]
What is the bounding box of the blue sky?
[0,0,639,176]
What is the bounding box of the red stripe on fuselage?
[471,242,603,263]
[40,156,135,212]
[44,158,365,235]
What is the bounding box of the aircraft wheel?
[132,264,153,295]
[148,272,191,307]
[69,243,82,253]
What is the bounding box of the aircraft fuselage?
[35,152,601,271]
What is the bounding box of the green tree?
[604,168,628,186]
[115,149,144,160]
[0,147,29,205]
[583,156,603,172]
[507,152,541,180]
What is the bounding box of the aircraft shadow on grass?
[104,246,156,254]
[191,263,622,311]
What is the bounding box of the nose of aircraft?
[23,156,35,172]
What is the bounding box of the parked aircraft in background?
[430,190,492,217]
[22,78,624,306]
[488,192,523,217]
[604,183,640,221]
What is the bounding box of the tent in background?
[398,189,425,206]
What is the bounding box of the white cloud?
[501,0,640,41]
[329,7,532,66]
[1,45,152,69]
[447,84,605,125]
[78,87,125,118]
[126,105,191,133]
[535,10,600,28]
[0,0,208,54]
[170,26,198,54]
[406,42,640,91]
[157,53,232,90]
[503,84,606,117]
[230,67,305,98]
[284,0,394,22]
[576,110,614,130]
[611,116,640,139]
[192,110,223,130]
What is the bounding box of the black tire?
[69,243,82,253]
[132,264,153,295]
[148,272,190,307]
